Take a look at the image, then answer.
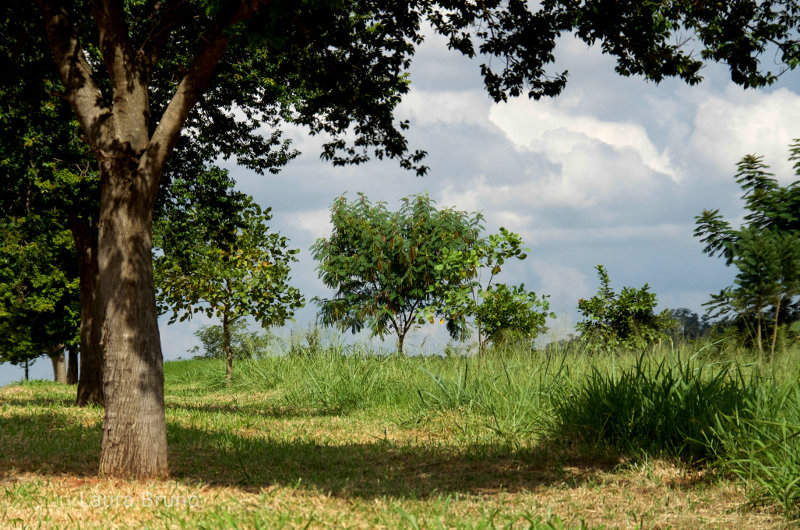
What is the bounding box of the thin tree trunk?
[397,332,405,356]
[224,313,233,385]
[755,312,763,363]
[97,163,168,479]
[66,346,78,385]
[770,298,782,363]
[49,345,67,383]
[72,219,104,406]
[24,360,29,381]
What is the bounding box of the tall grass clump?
[549,352,755,460]
[706,375,800,519]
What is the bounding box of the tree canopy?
[312,193,482,354]
[577,265,673,354]
[421,227,554,356]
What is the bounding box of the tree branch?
[89,0,138,96]
[138,0,191,79]
[140,0,268,198]
[36,0,112,150]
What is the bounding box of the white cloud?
[530,223,686,244]
[287,209,331,239]
[489,96,682,184]
[690,86,800,181]
[399,89,491,127]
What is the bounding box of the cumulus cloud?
[690,86,800,181]
[482,99,683,211]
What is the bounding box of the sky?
[3,27,800,386]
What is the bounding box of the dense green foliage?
[576,265,673,354]
[422,227,554,355]
[0,216,79,367]
[312,193,483,354]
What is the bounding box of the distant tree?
[154,193,304,384]
[667,308,713,341]
[312,193,483,355]
[695,142,800,360]
[190,321,274,361]
[421,228,554,357]
[577,265,673,354]
[0,214,80,377]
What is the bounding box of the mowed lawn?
[0,349,794,529]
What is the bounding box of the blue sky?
[3,29,800,385]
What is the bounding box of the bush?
[550,353,754,460]
[577,265,673,354]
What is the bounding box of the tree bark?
[49,347,67,383]
[397,332,405,356]
[97,161,168,479]
[72,219,104,405]
[24,360,29,381]
[66,346,78,385]
[224,313,233,385]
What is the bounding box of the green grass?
[1,340,797,527]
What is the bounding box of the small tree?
[695,142,800,360]
[190,321,274,361]
[312,193,483,354]
[704,229,800,361]
[154,196,304,384]
[577,265,672,354]
[421,228,554,357]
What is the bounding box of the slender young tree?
[154,191,304,384]
[695,142,800,360]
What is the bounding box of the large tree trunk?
[49,346,67,383]
[37,0,237,480]
[72,219,104,406]
[66,346,78,385]
[97,162,168,479]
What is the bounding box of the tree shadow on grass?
[0,406,696,500]
[164,400,348,419]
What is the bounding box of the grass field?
[1,343,798,528]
